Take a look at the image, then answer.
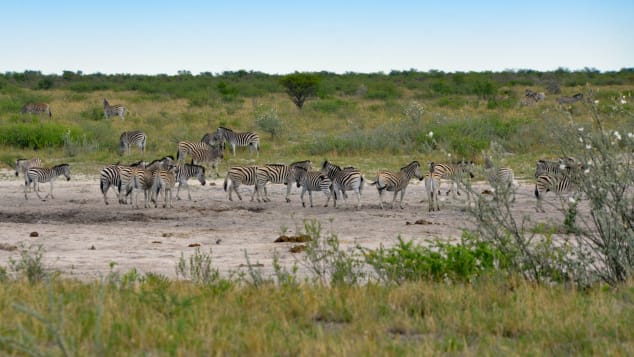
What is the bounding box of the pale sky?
[2,0,632,75]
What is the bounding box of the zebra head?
[460,160,475,179]
[293,166,308,188]
[15,158,26,176]
[403,161,424,181]
[195,164,206,186]
[290,160,312,171]
[55,164,71,181]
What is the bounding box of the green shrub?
[0,123,83,149]
[255,106,283,138]
[364,231,505,284]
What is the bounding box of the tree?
[279,73,320,109]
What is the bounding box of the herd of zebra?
[20,98,126,120]
[14,146,582,212]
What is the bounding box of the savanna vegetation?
[1,68,634,355]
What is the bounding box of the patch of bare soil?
[0,169,579,280]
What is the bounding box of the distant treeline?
[1,68,633,105]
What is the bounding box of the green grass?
[0,276,633,355]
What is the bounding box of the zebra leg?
[399,188,406,209]
[285,182,292,203]
[233,183,243,201]
[378,188,385,210]
[355,189,361,209]
[35,181,46,200]
[48,181,55,199]
[301,187,307,207]
[309,190,314,207]
[390,191,398,209]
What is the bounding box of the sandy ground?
[0,168,567,281]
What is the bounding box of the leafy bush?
[254,106,283,138]
[364,232,505,284]
[0,123,83,149]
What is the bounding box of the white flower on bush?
[620,96,627,104]
[559,164,566,170]
[428,131,434,138]
[578,127,584,132]
[628,133,634,139]
[584,168,590,174]
[594,100,600,104]
[614,131,622,141]
[585,144,592,150]
[568,197,576,204]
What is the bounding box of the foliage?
[254,106,283,138]
[7,244,49,284]
[279,72,321,109]
[0,122,82,149]
[364,232,505,284]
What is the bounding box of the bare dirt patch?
[0,169,574,280]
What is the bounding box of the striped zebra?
[425,162,441,212]
[24,164,71,201]
[15,158,43,191]
[151,167,178,208]
[484,156,516,202]
[224,166,266,202]
[21,103,52,118]
[175,163,207,200]
[431,161,475,203]
[201,132,226,151]
[176,141,224,177]
[369,160,423,209]
[214,127,260,157]
[535,157,578,178]
[103,98,126,120]
[255,160,313,203]
[535,173,577,213]
[118,157,173,207]
[321,160,364,209]
[100,160,145,205]
[119,131,147,155]
[293,166,333,208]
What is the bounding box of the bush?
[0,123,83,149]
[364,232,505,284]
[254,106,283,139]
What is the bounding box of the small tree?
[255,106,283,139]
[279,73,320,109]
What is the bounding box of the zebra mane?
[52,163,70,169]
[401,161,419,171]
[322,160,341,170]
[266,163,287,167]
[218,126,234,133]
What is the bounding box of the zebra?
[201,132,225,151]
[214,126,260,157]
[431,161,475,203]
[151,167,178,208]
[557,93,584,105]
[175,163,207,200]
[293,166,334,208]
[100,160,145,205]
[21,103,52,118]
[103,98,126,120]
[534,173,577,213]
[484,156,516,201]
[15,158,43,191]
[223,166,266,202]
[521,89,545,106]
[425,162,441,212]
[321,160,364,209]
[176,141,224,177]
[535,157,578,178]
[24,164,71,201]
[369,160,424,209]
[255,160,313,203]
[118,157,172,207]
[119,131,147,155]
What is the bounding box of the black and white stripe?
[215,127,260,157]
[103,98,126,120]
[177,141,224,177]
[425,162,441,212]
[255,160,313,202]
[119,131,147,155]
[24,164,71,201]
[15,158,43,191]
[118,157,172,207]
[484,156,516,201]
[151,167,178,208]
[557,93,584,105]
[293,166,333,208]
[223,166,265,202]
[100,160,145,205]
[21,103,52,118]
[370,160,423,209]
[431,161,475,202]
[534,173,577,212]
[321,160,364,209]
[175,163,206,200]
[534,157,577,178]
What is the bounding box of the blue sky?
[3,1,632,75]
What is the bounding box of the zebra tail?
[100,179,107,195]
[534,185,539,199]
[223,176,229,192]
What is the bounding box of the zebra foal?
[321,160,364,209]
[100,160,145,205]
[103,98,126,120]
[534,173,577,213]
[484,156,516,202]
[293,166,333,208]
[152,167,178,208]
[24,164,71,201]
[431,161,475,203]
[223,166,266,202]
[175,163,207,200]
[15,158,43,191]
[119,131,147,155]
[370,160,423,209]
